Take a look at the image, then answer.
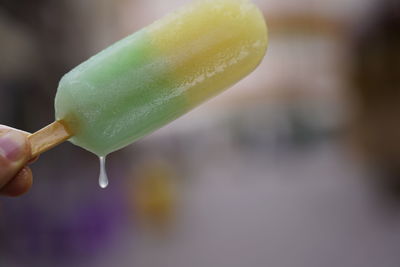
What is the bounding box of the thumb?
[0,130,31,189]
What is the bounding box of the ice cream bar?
[32,0,268,157]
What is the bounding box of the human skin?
[0,125,34,197]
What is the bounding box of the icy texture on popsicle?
[55,0,268,156]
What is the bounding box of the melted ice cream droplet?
[99,156,109,189]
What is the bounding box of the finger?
[0,125,36,164]
[0,131,31,188]
[0,167,33,197]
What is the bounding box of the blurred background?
[0,0,399,266]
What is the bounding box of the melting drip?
[99,156,109,189]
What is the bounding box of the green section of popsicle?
[55,30,185,155]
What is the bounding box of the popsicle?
[29,0,268,158]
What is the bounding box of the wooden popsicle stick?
[28,120,73,158]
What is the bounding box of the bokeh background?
[0,0,399,266]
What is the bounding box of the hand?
[0,125,33,197]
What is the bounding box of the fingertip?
[0,130,31,164]
[0,167,33,197]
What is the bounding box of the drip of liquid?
[98,156,109,189]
